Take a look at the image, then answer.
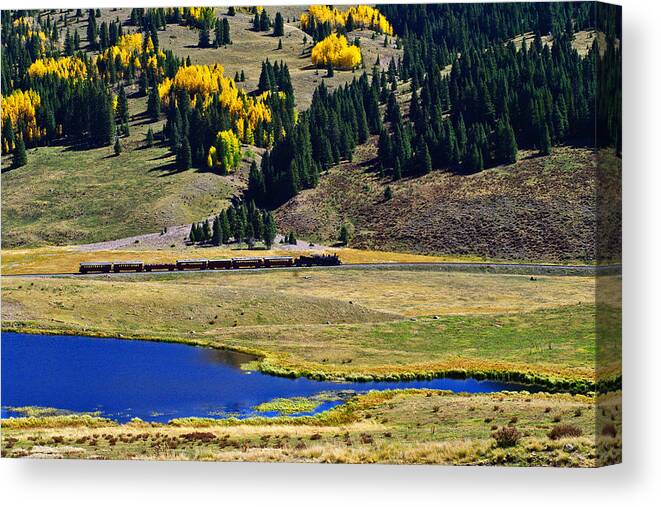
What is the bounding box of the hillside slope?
[275,143,608,262]
[1,8,400,248]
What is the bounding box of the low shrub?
[548,424,583,440]
[601,423,617,438]
[493,426,521,448]
[360,433,374,444]
[181,431,216,443]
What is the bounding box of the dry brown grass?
[276,145,603,261]
[2,390,609,466]
[50,7,401,111]
[510,30,599,57]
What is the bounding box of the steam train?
[79,254,341,274]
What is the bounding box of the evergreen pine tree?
[392,158,402,180]
[214,20,224,48]
[263,212,277,248]
[259,10,270,31]
[139,72,148,96]
[220,210,231,243]
[87,10,98,50]
[117,87,129,124]
[147,87,161,120]
[202,220,211,242]
[12,136,27,168]
[198,26,210,48]
[464,143,484,172]
[92,91,115,147]
[539,125,552,155]
[222,18,231,44]
[419,139,432,174]
[212,216,222,246]
[339,224,351,245]
[273,12,284,37]
[496,120,518,164]
[177,137,192,169]
[146,127,154,147]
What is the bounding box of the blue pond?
[1,332,540,423]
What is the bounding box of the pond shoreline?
[1,324,617,395]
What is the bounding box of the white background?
[1,0,659,505]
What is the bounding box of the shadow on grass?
[149,161,187,176]
[149,151,174,161]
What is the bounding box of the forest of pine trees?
[379,1,622,159]
[2,10,184,154]
[248,72,378,208]
[2,4,620,214]
[243,2,621,207]
[189,200,277,249]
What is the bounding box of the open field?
[1,390,621,466]
[1,268,620,388]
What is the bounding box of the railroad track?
[2,261,619,278]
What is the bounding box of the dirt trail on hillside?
[74,224,326,253]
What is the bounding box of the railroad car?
[263,256,294,268]
[232,257,263,269]
[79,262,112,274]
[79,253,342,274]
[295,254,341,267]
[176,259,208,270]
[207,259,233,270]
[112,261,144,273]
[144,263,176,272]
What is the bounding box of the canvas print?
[0,3,621,466]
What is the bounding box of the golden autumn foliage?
[162,6,216,26]
[12,17,33,28]
[159,64,274,144]
[1,89,42,145]
[301,5,394,36]
[184,6,216,26]
[27,56,88,81]
[311,34,362,70]
[96,32,164,79]
[207,129,242,173]
[12,18,48,52]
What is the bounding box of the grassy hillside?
[1,95,243,247]
[37,7,400,109]
[275,143,608,262]
[1,7,401,248]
